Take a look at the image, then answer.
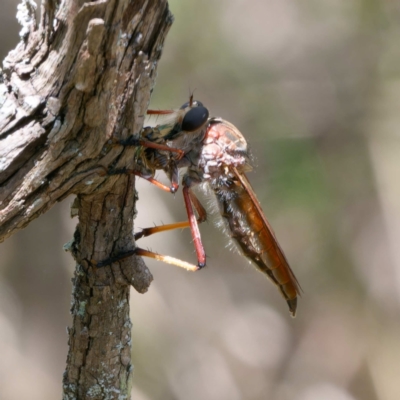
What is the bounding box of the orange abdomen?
[214,176,300,316]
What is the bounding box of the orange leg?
[139,139,184,160]
[106,135,182,192]
[106,167,178,193]
[188,189,207,223]
[134,221,190,240]
[146,109,175,115]
[92,248,201,272]
[111,135,185,161]
[182,186,206,268]
[93,192,209,271]
[134,188,208,268]
[135,248,200,272]
[134,190,207,240]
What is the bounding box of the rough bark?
[0,0,173,398]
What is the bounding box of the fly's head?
[178,98,209,133]
[162,98,209,165]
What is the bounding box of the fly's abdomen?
[214,178,300,316]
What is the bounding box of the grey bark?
[0,0,173,398]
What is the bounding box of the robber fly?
[128,100,300,316]
[102,98,301,316]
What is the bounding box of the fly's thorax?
[168,126,207,163]
[198,118,252,181]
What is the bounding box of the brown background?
[1,1,400,399]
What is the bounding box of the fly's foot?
[197,262,206,270]
[106,136,141,147]
[118,137,141,147]
[107,167,133,176]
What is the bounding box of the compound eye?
[179,100,205,109]
[181,106,209,132]
[180,101,190,109]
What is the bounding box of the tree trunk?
[0,0,173,398]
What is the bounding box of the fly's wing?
[222,167,301,316]
[145,103,208,146]
[144,109,184,140]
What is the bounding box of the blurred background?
[1,0,400,399]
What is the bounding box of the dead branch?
[0,0,173,398]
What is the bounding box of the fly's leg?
[134,221,191,241]
[133,189,207,242]
[105,136,182,193]
[174,172,209,269]
[110,134,185,160]
[92,248,200,272]
[134,186,207,241]
[147,176,178,193]
[187,189,207,223]
[106,167,179,193]
[131,190,207,267]
[98,165,179,193]
[136,249,200,271]
[92,219,207,272]
[182,186,207,268]
[91,225,203,272]
[91,191,208,271]
[134,139,185,161]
